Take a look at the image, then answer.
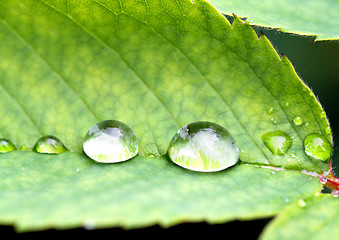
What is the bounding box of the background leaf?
[0,0,334,233]
[207,0,339,41]
[261,194,339,240]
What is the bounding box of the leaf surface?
[0,151,321,231]
[261,194,339,240]
[207,0,339,40]
[0,0,332,232]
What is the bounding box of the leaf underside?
[0,0,333,233]
[207,0,339,41]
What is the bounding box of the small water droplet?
[167,121,239,172]
[298,198,306,207]
[83,218,96,230]
[304,121,309,126]
[76,168,80,172]
[332,190,339,197]
[83,120,138,163]
[325,126,331,134]
[147,154,156,158]
[33,135,68,154]
[319,177,327,184]
[304,133,332,161]
[272,171,275,174]
[270,118,277,125]
[284,198,289,203]
[262,131,293,156]
[266,107,274,115]
[0,139,16,153]
[285,102,289,106]
[293,116,303,126]
[320,111,326,118]
[19,145,27,150]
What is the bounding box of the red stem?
[323,159,339,190]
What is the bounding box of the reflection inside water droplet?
[325,126,331,134]
[83,120,138,163]
[33,135,68,154]
[304,133,332,161]
[0,139,16,153]
[266,107,274,115]
[293,116,303,126]
[319,177,327,184]
[262,131,293,156]
[167,121,239,172]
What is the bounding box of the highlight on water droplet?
[262,131,293,156]
[266,107,274,115]
[270,118,277,125]
[298,198,306,207]
[0,139,16,153]
[167,121,239,172]
[332,190,339,197]
[293,116,303,126]
[83,120,138,163]
[304,133,332,161]
[325,126,331,134]
[319,177,327,184]
[320,111,326,118]
[33,135,68,154]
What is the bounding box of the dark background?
[1,24,338,239]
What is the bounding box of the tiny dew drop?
[262,131,293,156]
[319,177,327,184]
[270,118,277,125]
[304,133,332,161]
[320,111,326,118]
[332,190,339,197]
[325,126,331,134]
[0,139,16,153]
[83,120,138,163]
[298,198,306,207]
[19,145,27,150]
[266,107,274,115]
[293,116,303,126]
[33,135,68,154]
[167,121,239,172]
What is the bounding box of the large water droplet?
[262,131,293,156]
[293,116,303,126]
[0,139,16,153]
[33,135,68,154]
[167,121,239,172]
[304,133,332,161]
[83,120,138,163]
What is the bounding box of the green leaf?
[261,194,339,240]
[206,0,339,41]
[0,0,332,232]
[0,151,321,231]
